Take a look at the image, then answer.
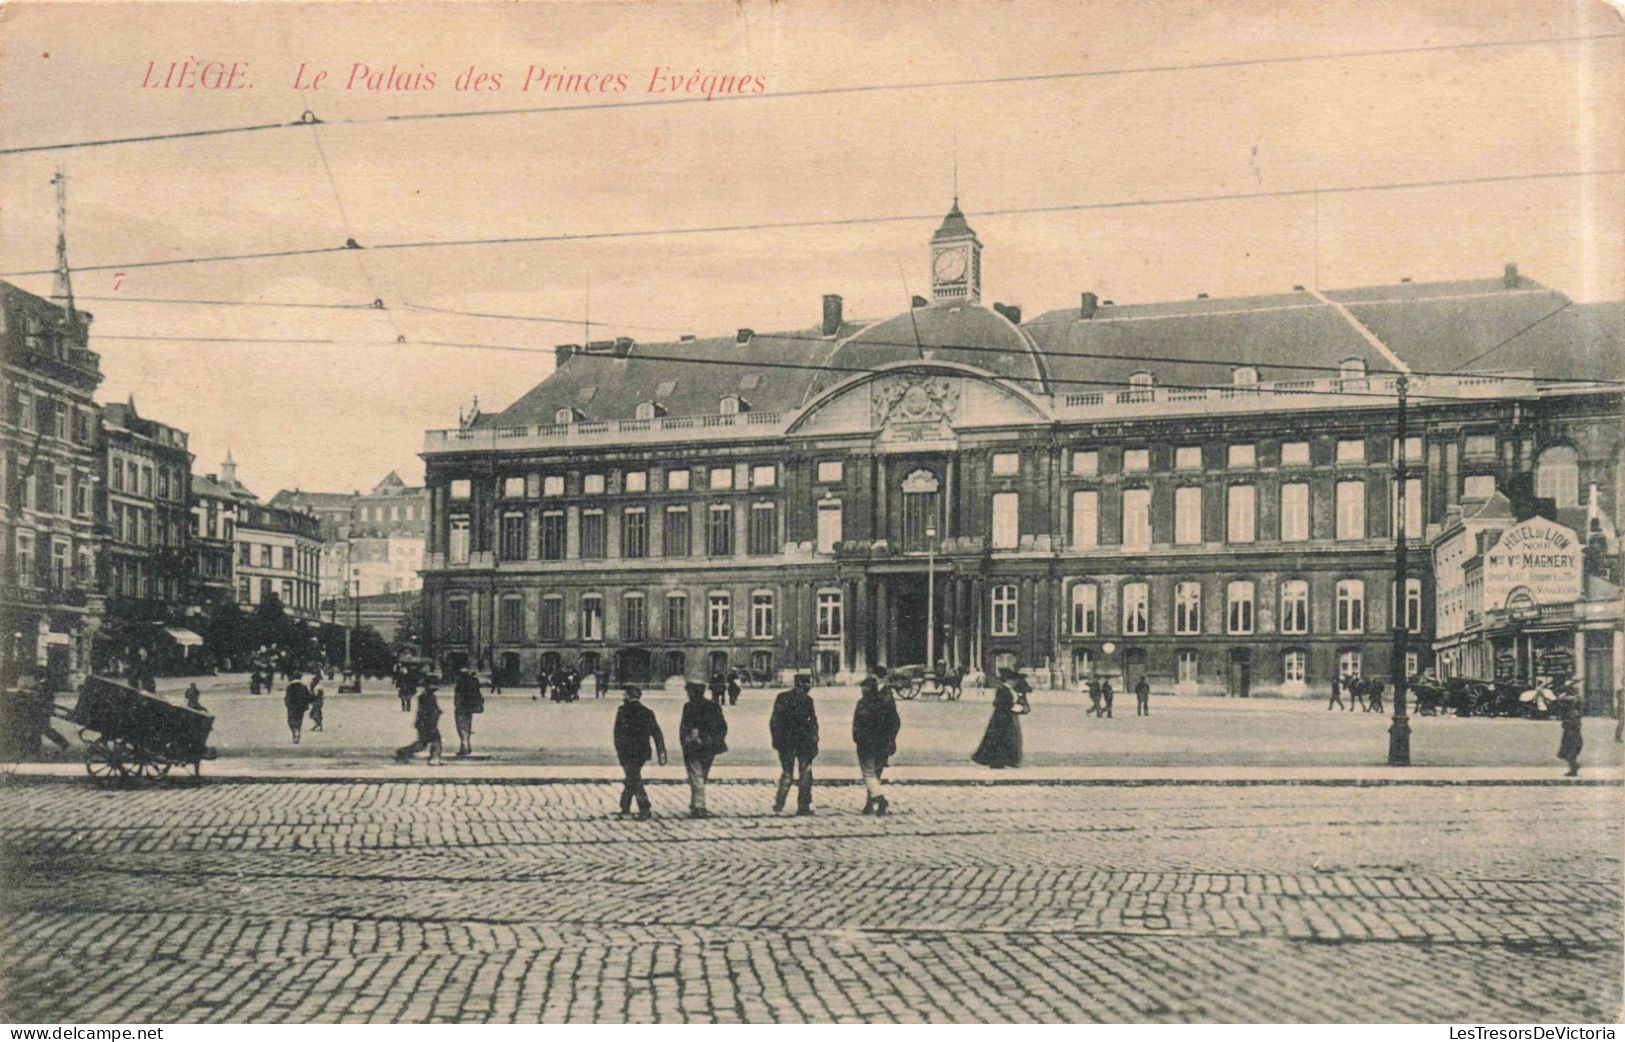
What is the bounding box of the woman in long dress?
[972,669,1026,769]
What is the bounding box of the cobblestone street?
[1,779,1619,1023]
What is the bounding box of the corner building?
[422,203,1624,695]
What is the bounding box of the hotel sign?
[1482,517,1583,612]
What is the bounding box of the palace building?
[420,201,1623,695]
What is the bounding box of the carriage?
[889,665,964,701]
[61,676,216,784]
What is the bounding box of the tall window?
[664,506,690,557]
[707,504,734,556]
[991,492,1020,549]
[1283,650,1306,684]
[580,509,606,558]
[708,593,732,639]
[1122,582,1149,635]
[1177,650,1199,686]
[1396,577,1423,633]
[581,594,604,641]
[1174,581,1201,635]
[751,592,776,639]
[1338,649,1363,679]
[1280,483,1309,542]
[1071,490,1098,548]
[1336,481,1365,540]
[1280,580,1309,634]
[902,470,940,552]
[1070,583,1098,636]
[15,532,33,587]
[445,599,470,642]
[816,501,843,554]
[448,517,470,564]
[748,502,779,555]
[51,472,67,515]
[622,507,648,558]
[1226,485,1255,543]
[1226,580,1255,635]
[817,590,843,638]
[990,585,1018,636]
[500,512,527,560]
[1336,579,1365,634]
[1391,477,1422,538]
[499,596,525,642]
[666,594,689,639]
[540,511,565,559]
[622,594,647,641]
[540,596,563,639]
[1122,488,1150,549]
[1174,487,1202,545]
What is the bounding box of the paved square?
[1,779,1619,1022]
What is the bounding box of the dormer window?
[1339,358,1368,380]
[1129,371,1155,388]
[634,401,666,421]
[720,395,750,416]
[1232,366,1259,386]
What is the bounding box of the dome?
[805,301,1049,401]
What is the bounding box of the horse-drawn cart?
[889,665,964,701]
[64,676,216,783]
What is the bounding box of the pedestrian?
[710,670,728,705]
[853,676,901,815]
[535,665,547,702]
[454,667,485,757]
[1134,675,1150,716]
[395,675,445,765]
[1367,679,1385,714]
[972,668,1028,769]
[612,686,667,820]
[283,672,312,745]
[397,668,418,712]
[307,671,325,732]
[679,679,728,818]
[1086,676,1102,717]
[594,670,606,699]
[1348,675,1368,712]
[1558,695,1583,777]
[489,661,503,696]
[1100,679,1115,719]
[769,673,819,815]
[727,671,742,707]
[183,681,205,713]
[1327,674,1345,711]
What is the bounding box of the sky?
[2,0,1621,496]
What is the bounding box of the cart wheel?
[898,685,918,701]
[128,748,170,781]
[84,738,132,785]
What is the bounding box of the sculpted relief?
[871,376,961,443]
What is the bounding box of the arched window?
[553,407,575,425]
[1232,366,1259,386]
[1129,371,1155,388]
[634,401,665,421]
[1339,357,1367,380]
[1535,445,1580,508]
[719,395,750,415]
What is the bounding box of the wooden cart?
[63,676,216,784]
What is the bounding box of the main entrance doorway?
[890,574,930,667]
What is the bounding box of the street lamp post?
[1388,374,1412,767]
[925,524,937,672]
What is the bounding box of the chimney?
[821,294,843,336]
[678,334,696,342]
[613,336,634,357]
[554,344,577,367]
[1503,262,1520,289]
[736,328,754,344]
[911,295,928,308]
[993,302,1021,325]
[1080,292,1098,319]
[1292,284,1305,292]
[1196,292,1209,299]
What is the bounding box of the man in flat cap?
[679,679,729,818]
[770,673,819,815]
[612,686,666,820]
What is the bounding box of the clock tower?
[929,198,981,304]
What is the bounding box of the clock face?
[933,248,967,282]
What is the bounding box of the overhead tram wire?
[4,31,1620,156]
[4,166,1622,280]
[85,328,1567,405]
[73,293,381,310]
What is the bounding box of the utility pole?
[926,522,937,671]
[1388,374,1412,766]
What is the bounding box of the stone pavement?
[1,780,1619,1023]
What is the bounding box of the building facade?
[97,400,195,627]
[421,204,1624,693]
[0,281,104,687]
[235,502,323,622]
[271,472,428,604]
[189,457,257,610]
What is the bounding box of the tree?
[391,599,426,657]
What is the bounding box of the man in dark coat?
[679,679,728,818]
[1558,695,1584,777]
[395,675,444,765]
[709,671,728,705]
[770,673,819,815]
[1134,675,1151,716]
[453,668,485,757]
[1100,679,1114,719]
[612,686,667,819]
[853,676,902,815]
[1327,674,1345,711]
[726,671,742,706]
[284,672,312,744]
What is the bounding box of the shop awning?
[163,627,204,648]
